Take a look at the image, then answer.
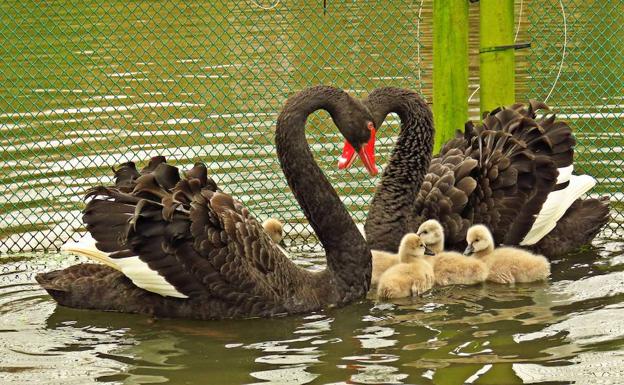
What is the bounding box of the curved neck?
[276,86,370,296]
[364,88,434,252]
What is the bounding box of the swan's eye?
[422,230,428,234]
[366,121,374,131]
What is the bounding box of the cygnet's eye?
[422,230,428,235]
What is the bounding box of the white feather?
[60,234,187,298]
[61,233,121,271]
[356,223,366,238]
[115,257,188,298]
[556,165,574,184]
[521,174,597,245]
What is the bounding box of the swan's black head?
[332,95,378,176]
[330,96,373,149]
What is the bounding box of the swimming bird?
[377,234,434,299]
[37,86,378,320]
[370,249,400,288]
[465,224,551,284]
[339,88,609,257]
[417,219,488,286]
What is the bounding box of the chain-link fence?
[523,0,624,237]
[1,0,622,253]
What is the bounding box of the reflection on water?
[1,230,623,384]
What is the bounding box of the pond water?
[2,227,623,384]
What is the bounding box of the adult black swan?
[37,86,378,320]
[339,87,609,257]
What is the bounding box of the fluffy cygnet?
[465,225,551,284]
[417,219,488,286]
[377,234,434,299]
[262,218,284,245]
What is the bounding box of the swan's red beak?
[337,140,357,170]
[338,123,378,176]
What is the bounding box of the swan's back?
[37,157,320,319]
[412,101,607,254]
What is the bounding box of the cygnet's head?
[464,225,494,255]
[262,218,284,245]
[417,219,444,254]
[398,233,432,262]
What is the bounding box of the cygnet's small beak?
[463,244,474,255]
[424,246,436,256]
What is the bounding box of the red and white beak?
[337,122,378,176]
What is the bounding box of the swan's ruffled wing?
[426,115,559,249]
[187,189,307,304]
[83,157,297,307]
[464,125,558,245]
[408,148,477,245]
[403,100,605,254]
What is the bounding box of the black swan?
[37,86,378,320]
[339,87,609,257]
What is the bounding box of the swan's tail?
[61,233,187,298]
[531,196,610,256]
[61,233,121,271]
[521,174,597,246]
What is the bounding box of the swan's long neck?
[276,86,371,298]
[365,88,434,252]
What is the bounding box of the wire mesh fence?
[523,0,624,238]
[1,0,622,254]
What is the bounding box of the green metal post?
[479,0,515,114]
[433,0,469,154]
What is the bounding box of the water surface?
[1,229,623,384]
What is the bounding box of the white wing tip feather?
[521,174,597,246]
[115,257,189,298]
[556,165,574,184]
[61,234,122,271]
[61,234,188,299]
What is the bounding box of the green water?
[2,233,624,384]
